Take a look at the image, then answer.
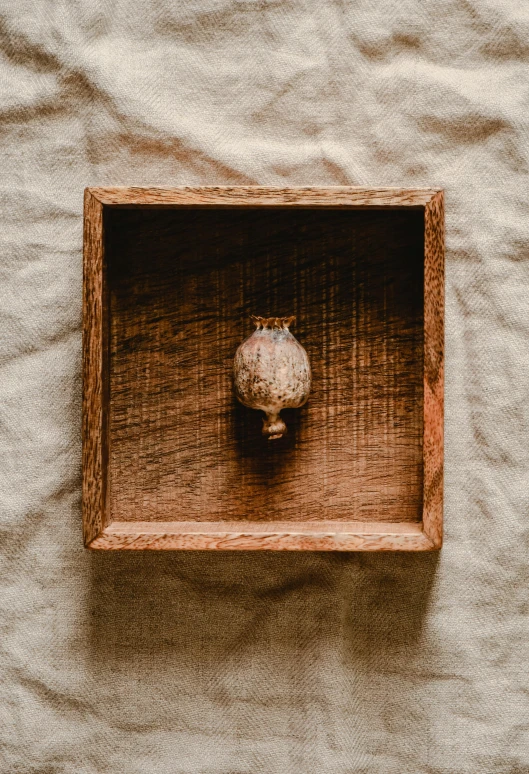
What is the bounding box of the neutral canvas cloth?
[1,1,528,772]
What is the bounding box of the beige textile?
[1,1,529,772]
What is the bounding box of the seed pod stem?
[262,412,287,440]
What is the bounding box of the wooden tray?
[83,186,444,550]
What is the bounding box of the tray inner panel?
[106,208,424,523]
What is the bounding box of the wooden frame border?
[83,186,444,551]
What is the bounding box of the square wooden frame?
[83,186,444,551]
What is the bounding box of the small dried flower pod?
[234,316,311,440]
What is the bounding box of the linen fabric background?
[1,1,528,772]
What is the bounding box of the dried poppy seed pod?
[234,316,311,440]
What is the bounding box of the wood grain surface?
[82,186,444,551]
[422,191,445,548]
[88,521,435,551]
[107,208,424,525]
[89,186,438,209]
[82,190,109,544]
